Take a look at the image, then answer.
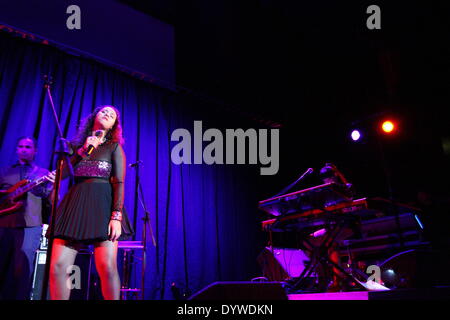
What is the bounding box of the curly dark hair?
[72,105,124,148]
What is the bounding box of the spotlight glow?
[351,130,361,141]
[381,120,395,133]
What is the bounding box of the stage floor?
[288,291,369,300]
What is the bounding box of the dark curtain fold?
[0,33,265,299]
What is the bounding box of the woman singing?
[49,105,133,300]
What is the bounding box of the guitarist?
[0,136,55,299]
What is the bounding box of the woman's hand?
[84,135,102,151]
[77,135,102,157]
[108,220,122,242]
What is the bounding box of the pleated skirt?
[49,180,134,244]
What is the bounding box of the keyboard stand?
[290,214,368,292]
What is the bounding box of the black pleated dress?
[49,141,134,244]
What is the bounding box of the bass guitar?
[0,170,55,216]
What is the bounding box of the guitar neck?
[18,180,42,194]
[11,171,55,198]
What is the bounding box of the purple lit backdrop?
[0,0,175,86]
[0,33,264,299]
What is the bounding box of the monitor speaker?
[380,248,450,289]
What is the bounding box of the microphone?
[129,160,143,168]
[86,130,104,155]
[296,168,313,182]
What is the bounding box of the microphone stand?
[131,161,156,300]
[41,75,74,300]
[272,168,313,198]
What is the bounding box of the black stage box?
[189,281,288,300]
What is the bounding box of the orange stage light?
[381,120,395,133]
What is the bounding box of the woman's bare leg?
[94,240,120,300]
[49,239,79,300]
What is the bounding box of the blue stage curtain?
[0,33,265,299]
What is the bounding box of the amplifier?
[30,250,93,300]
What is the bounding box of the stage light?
[381,120,395,133]
[351,130,361,141]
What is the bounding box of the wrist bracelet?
[111,211,122,221]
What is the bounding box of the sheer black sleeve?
[110,143,126,212]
